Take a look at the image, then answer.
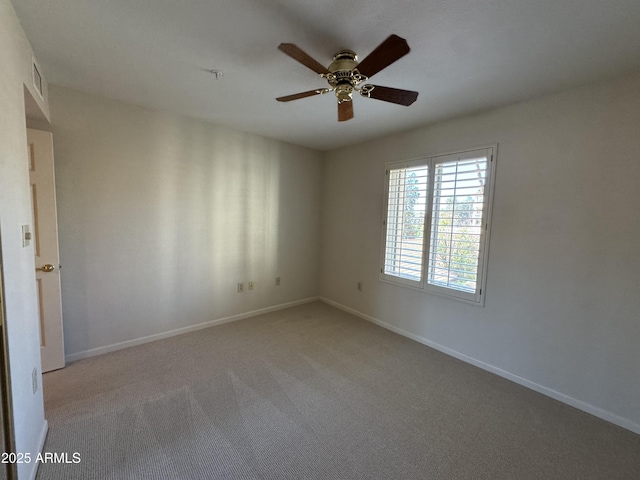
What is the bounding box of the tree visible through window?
[383,167,428,282]
[381,147,496,304]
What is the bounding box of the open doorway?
[25,87,65,374]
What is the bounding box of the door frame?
[0,225,17,480]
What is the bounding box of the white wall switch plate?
[22,225,32,247]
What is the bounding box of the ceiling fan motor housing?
[327,50,363,102]
[329,50,358,72]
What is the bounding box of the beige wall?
[321,71,640,433]
[49,86,323,359]
[0,0,49,478]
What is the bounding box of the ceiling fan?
[276,34,419,122]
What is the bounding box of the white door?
[27,128,65,372]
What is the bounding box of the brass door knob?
[39,264,55,272]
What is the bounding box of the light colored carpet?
[37,301,640,479]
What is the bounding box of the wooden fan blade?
[278,43,330,75]
[276,90,324,102]
[363,85,418,106]
[338,100,354,122]
[356,35,410,79]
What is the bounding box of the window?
[381,146,496,304]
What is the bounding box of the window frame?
[380,145,497,306]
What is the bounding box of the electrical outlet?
[357,281,363,292]
[237,282,244,293]
[32,367,38,394]
[248,281,254,291]
[275,276,281,286]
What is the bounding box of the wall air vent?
[32,58,43,99]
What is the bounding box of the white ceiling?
[12,0,640,151]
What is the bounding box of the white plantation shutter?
[381,147,495,304]
[427,151,490,301]
[383,164,429,286]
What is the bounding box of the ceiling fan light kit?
[276,35,419,121]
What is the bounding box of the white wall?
[0,0,50,478]
[321,71,640,433]
[49,86,323,359]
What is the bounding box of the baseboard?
[319,297,640,436]
[66,297,319,363]
[24,420,48,480]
